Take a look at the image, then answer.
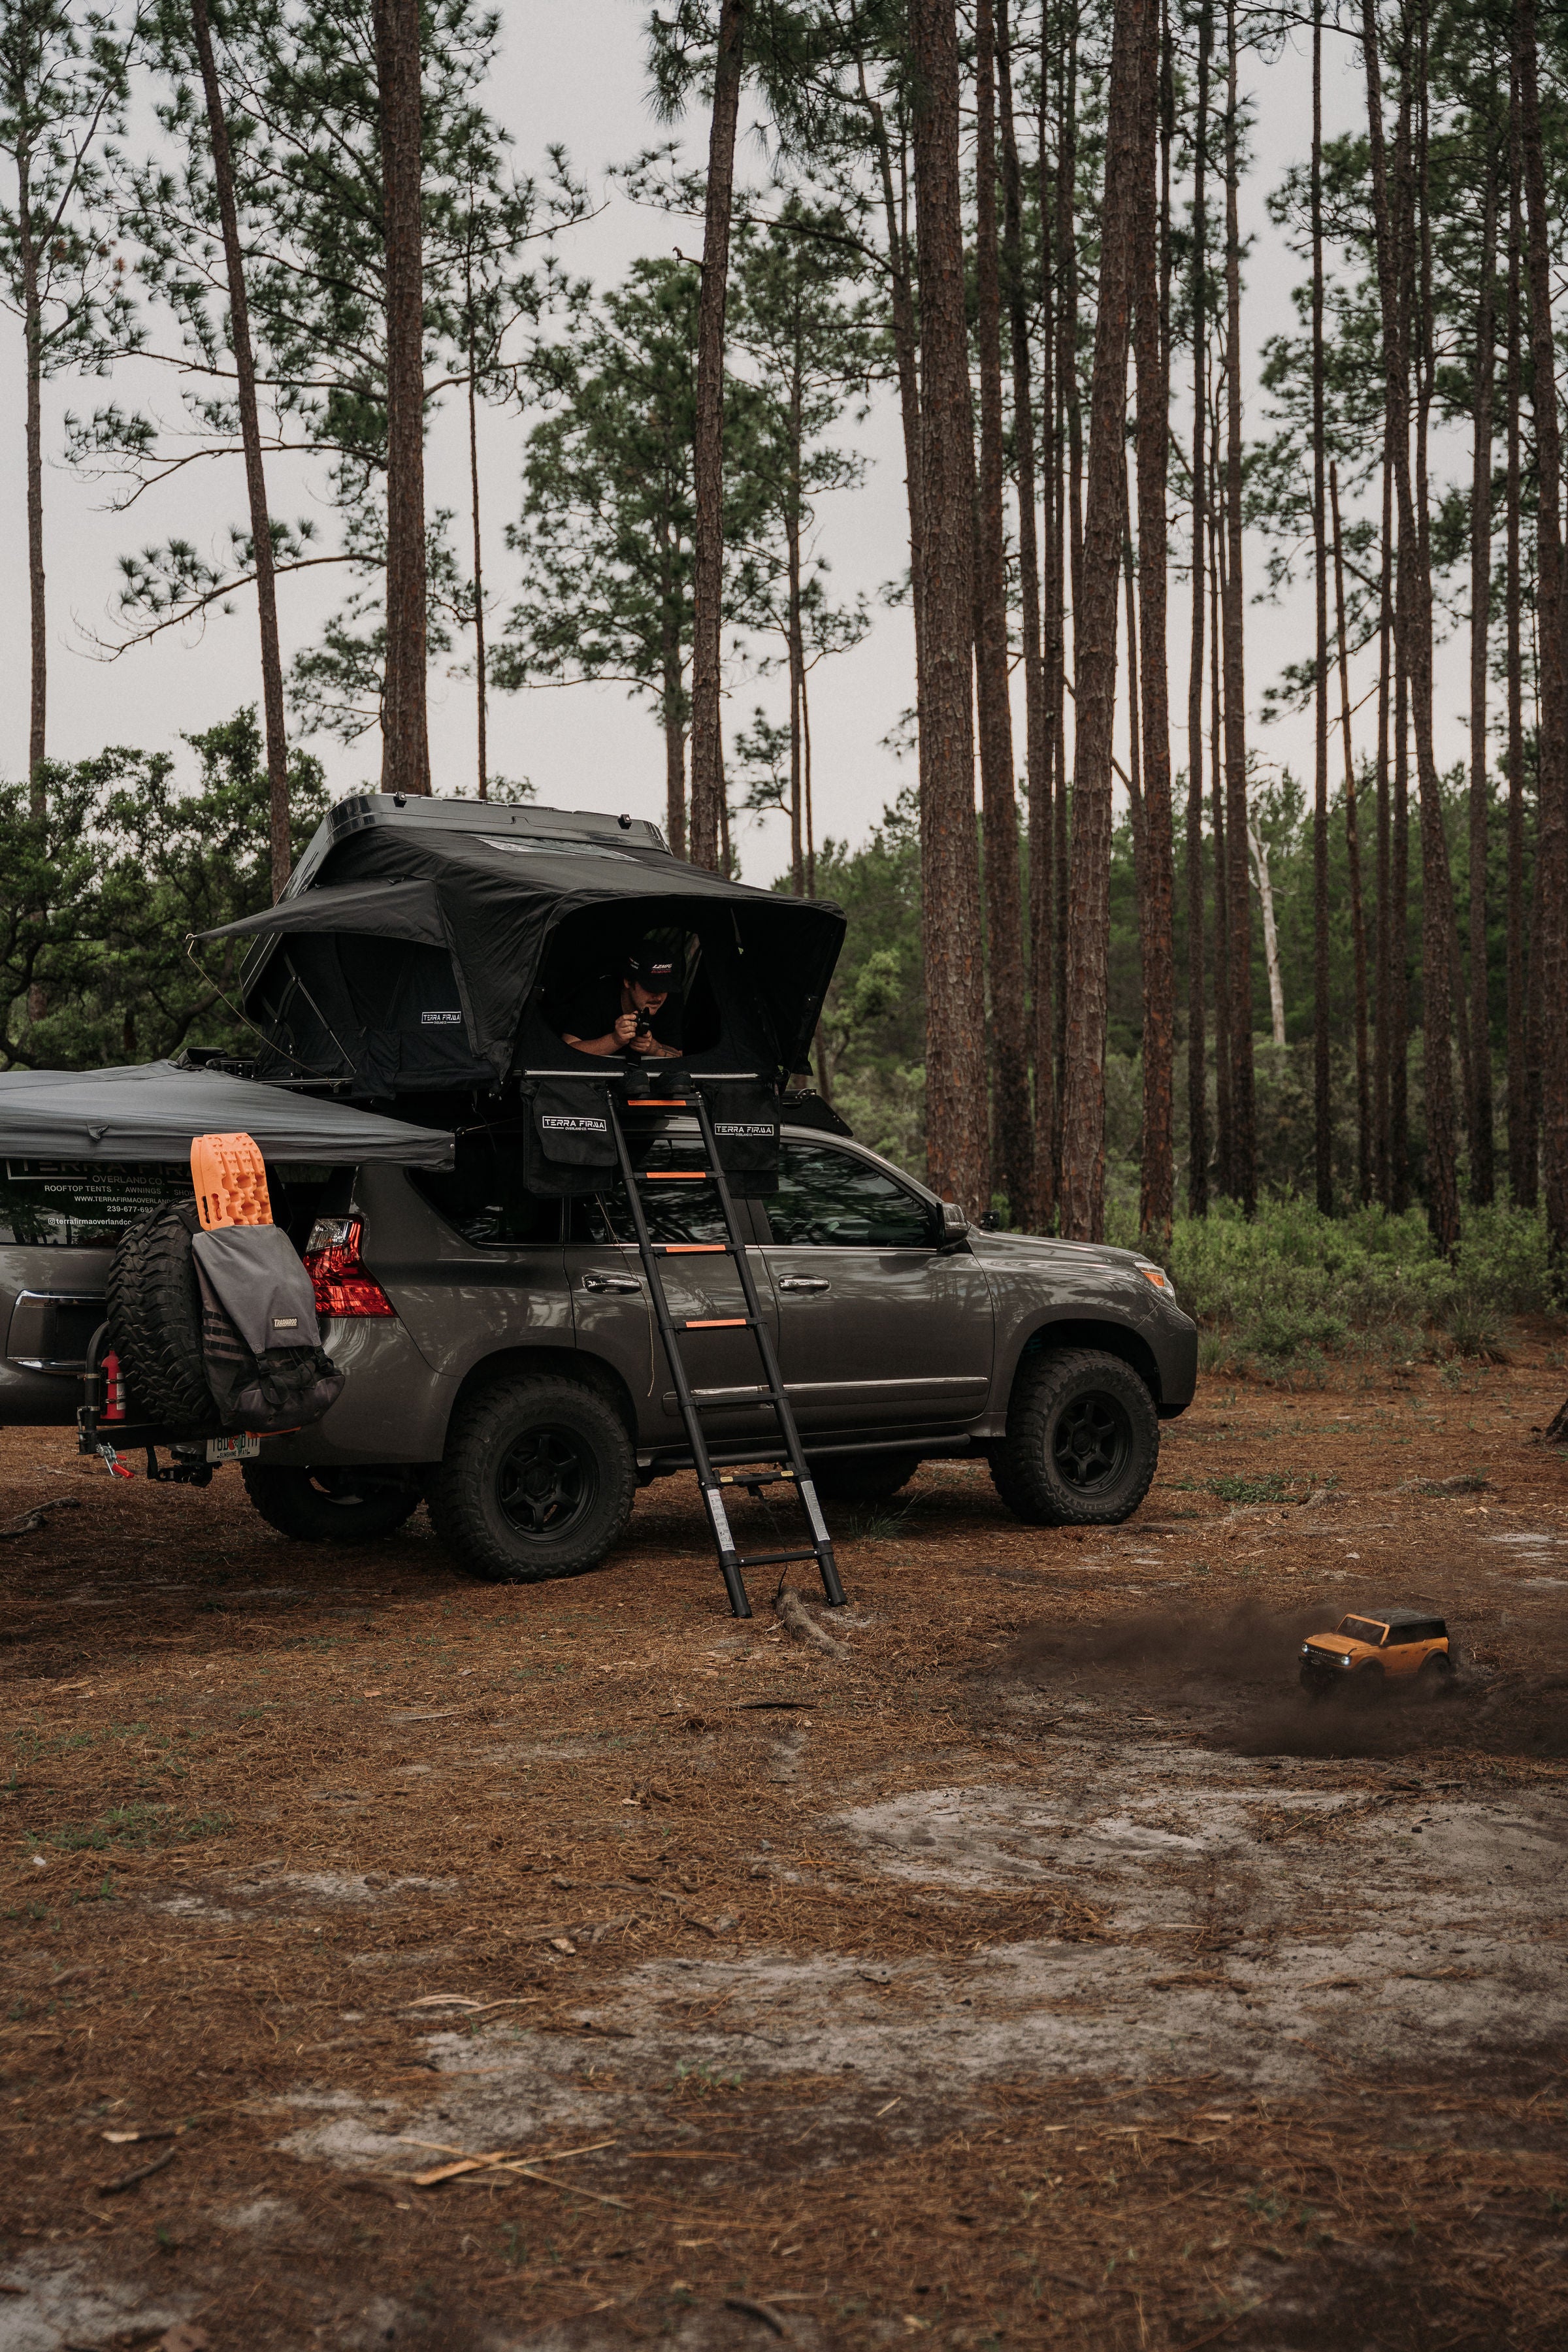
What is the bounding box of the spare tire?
[107,1199,216,1429]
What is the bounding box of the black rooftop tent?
[197,796,846,1098]
[0,1060,453,1166]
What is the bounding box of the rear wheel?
[428,1373,636,1585]
[989,1348,1159,1526]
[1417,1650,1455,1697]
[242,1463,420,1543]
[808,1451,921,1505]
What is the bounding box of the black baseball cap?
[623,941,679,993]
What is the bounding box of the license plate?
[205,1434,260,1464]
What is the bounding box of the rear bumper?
[257,1317,455,1466]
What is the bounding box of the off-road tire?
[427,1373,636,1585]
[241,1463,420,1544]
[1417,1650,1455,1696]
[988,1347,1159,1527]
[106,1199,215,1429]
[808,1450,921,1506]
[1348,1664,1385,1708]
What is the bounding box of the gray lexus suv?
[0,1110,1197,1582]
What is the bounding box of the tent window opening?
[538,921,723,1059]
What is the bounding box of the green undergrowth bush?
[1152,1197,1559,1376]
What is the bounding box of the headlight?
[1135,1260,1176,1298]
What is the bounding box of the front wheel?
[427,1373,636,1585]
[241,1463,421,1543]
[988,1347,1159,1527]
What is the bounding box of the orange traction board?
[191,1132,272,1232]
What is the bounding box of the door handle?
[777,1277,830,1293]
[581,1274,642,1294]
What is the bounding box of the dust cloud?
[997,1601,1568,1761]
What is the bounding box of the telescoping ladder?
[610,1075,847,1622]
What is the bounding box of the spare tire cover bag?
[702,1081,779,1198]
[189,1224,345,1433]
[191,1224,318,1354]
[522,1076,617,1196]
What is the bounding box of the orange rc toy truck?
[1299,1608,1454,1702]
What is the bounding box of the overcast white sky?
[0,2,1475,885]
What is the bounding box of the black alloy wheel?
[1051,1389,1133,1494]
[988,1347,1160,1527]
[429,1372,636,1584]
[497,1423,599,1541]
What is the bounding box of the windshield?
[1337,1616,1388,1646]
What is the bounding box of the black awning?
[197,877,447,949]
[0,1061,455,1166]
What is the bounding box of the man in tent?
[559,941,683,1061]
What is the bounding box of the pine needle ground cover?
[2,1348,1566,2349]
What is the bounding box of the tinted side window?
[566,1135,730,1246]
[0,1160,191,1247]
[407,1127,562,1247]
[765,1143,934,1249]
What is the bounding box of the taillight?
[102,1348,126,1421]
[303,1217,397,1318]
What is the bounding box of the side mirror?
[939,1200,969,1244]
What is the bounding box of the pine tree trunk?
[1221,0,1255,1215]
[1000,0,1052,1231]
[1505,58,1531,1206]
[1052,10,1081,1200]
[687,0,745,872]
[1132,0,1175,1243]
[1311,1,1332,1214]
[1467,141,1498,1201]
[467,326,488,803]
[862,84,925,682]
[1059,0,1150,1241]
[1248,825,1286,1049]
[1374,455,1394,1204]
[1362,0,1458,1251]
[973,0,1032,1223]
[1210,479,1233,1195]
[788,506,805,898]
[1392,629,1411,1213]
[18,140,45,818]
[1122,484,1144,889]
[1331,463,1373,1204]
[1414,8,1461,1247]
[802,662,816,897]
[1185,0,1212,1218]
[373,0,431,800]
[911,0,990,1213]
[1517,0,1568,1255]
[661,531,686,858]
[193,0,293,884]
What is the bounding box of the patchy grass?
[22,1803,232,1855]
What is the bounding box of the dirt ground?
[2,1341,1566,2352]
